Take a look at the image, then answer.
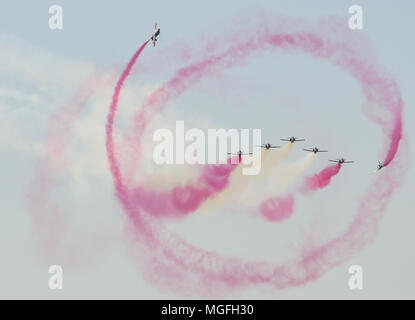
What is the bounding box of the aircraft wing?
[319,150,328,152]
[303,148,313,152]
[328,160,338,162]
[270,146,280,148]
[280,139,289,141]
[344,161,354,163]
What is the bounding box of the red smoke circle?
[105,17,406,296]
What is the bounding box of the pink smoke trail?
[259,194,294,222]
[106,41,149,212]
[26,72,106,263]
[128,157,240,217]
[105,16,407,296]
[106,40,240,218]
[301,163,342,193]
[170,156,240,213]
[384,116,402,166]
[258,163,340,222]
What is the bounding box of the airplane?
[329,158,354,164]
[257,143,280,150]
[280,136,305,143]
[150,23,160,47]
[227,150,253,161]
[303,147,328,154]
[376,161,384,171]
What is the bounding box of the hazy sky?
[0,0,414,299]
